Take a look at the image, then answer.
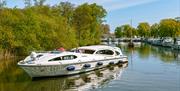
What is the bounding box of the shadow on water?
[0,57,128,91]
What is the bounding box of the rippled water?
[0,43,180,91]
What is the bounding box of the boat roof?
[78,45,115,51]
[30,45,122,61]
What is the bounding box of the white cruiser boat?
[18,45,128,78]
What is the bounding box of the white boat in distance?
[18,45,128,78]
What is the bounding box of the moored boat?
[162,37,174,47]
[17,45,128,78]
[172,37,180,50]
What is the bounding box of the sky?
[4,0,180,32]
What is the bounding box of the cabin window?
[78,49,95,54]
[49,57,62,61]
[96,50,114,55]
[48,55,77,61]
[36,54,43,58]
[115,51,120,55]
[62,55,77,60]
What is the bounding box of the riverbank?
[101,37,180,50]
[142,37,180,50]
[0,49,15,60]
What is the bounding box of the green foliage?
[159,19,178,37]
[33,0,46,6]
[115,26,123,38]
[101,24,110,34]
[72,3,107,46]
[115,24,136,38]
[142,19,179,38]
[0,0,6,8]
[150,23,159,38]
[24,0,32,7]
[56,2,75,24]
[0,2,106,56]
[122,24,134,37]
[115,18,180,38]
[137,22,150,38]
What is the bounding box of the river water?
[0,43,180,91]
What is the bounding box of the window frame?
[48,57,62,61]
[95,49,114,55]
[77,49,95,54]
[115,51,120,56]
[48,55,77,62]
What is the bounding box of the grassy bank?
[0,49,15,59]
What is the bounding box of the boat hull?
[18,57,128,78]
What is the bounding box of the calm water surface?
[0,43,180,91]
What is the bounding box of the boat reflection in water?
[24,63,128,91]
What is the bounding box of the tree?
[0,0,6,8]
[132,28,138,37]
[137,22,150,38]
[58,2,74,19]
[54,2,75,25]
[0,26,15,51]
[33,0,46,6]
[101,24,110,34]
[150,23,159,38]
[159,19,178,37]
[0,2,107,56]
[115,26,123,38]
[24,0,32,7]
[121,24,134,38]
[115,24,136,38]
[73,3,106,46]
[176,20,180,37]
